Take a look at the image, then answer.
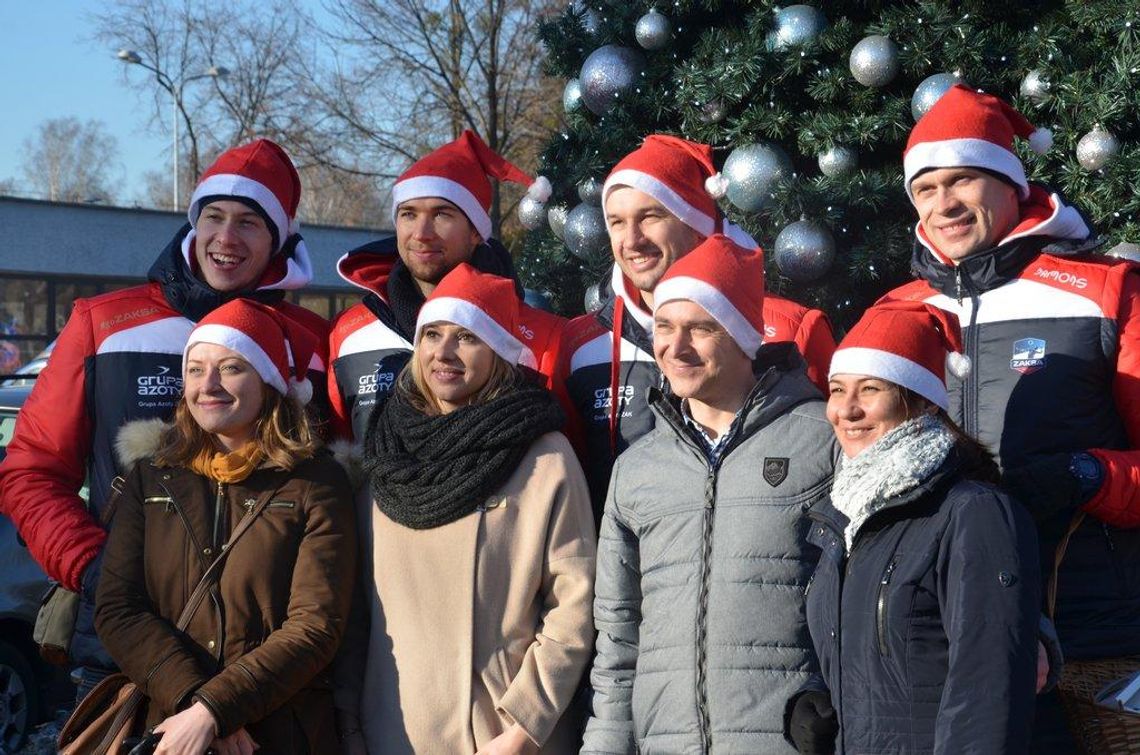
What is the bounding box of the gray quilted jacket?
[582,345,840,754]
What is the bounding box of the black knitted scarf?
[364,380,564,529]
[386,263,426,342]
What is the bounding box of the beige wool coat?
[338,431,597,754]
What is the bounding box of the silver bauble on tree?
[1076,125,1120,171]
[699,99,727,124]
[518,196,546,230]
[722,143,793,213]
[769,4,827,51]
[635,8,671,51]
[548,205,570,240]
[579,45,647,115]
[563,78,584,114]
[818,145,857,178]
[849,35,899,87]
[911,73,964,121]
[775,220,836,283]
[583,283,603,313]
[571,1,601,36]
[577,177,603,205]
[564,203,609,260]
[1019,69,1051,105]
[1106,242,1140,264]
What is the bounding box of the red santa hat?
[415,263,536,368]
[904,84,1052,201]
[392,130,551,240]
[184,299,318,405]
[829,299,970,411]
[188,139,302,252]
[652,233,766,358]
[602,134,758,248]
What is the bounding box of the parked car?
[0,341,54,389]
[0,384,72,752]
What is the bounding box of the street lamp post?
[116,49,229,210]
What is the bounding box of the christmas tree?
[517,0,1140,328]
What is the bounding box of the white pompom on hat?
[392,130,550,241]
[904,84,1052,202]
[184,299,319,405]
[652,233,767,358]
[829,299,970,411]
[415,263,537,369]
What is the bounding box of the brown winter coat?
[337,431,596,754]
[95,420,357,754]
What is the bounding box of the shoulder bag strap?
[1047,511,1088,621]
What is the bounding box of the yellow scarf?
[190,441,265,484]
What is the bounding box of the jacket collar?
[594,268,655,357]
[911,187,1100,298]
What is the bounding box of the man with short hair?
[0,139,329,698]
[583,234,837,754]
[880,84,1140,750]
[556,134,836,513]
[328,130,565,440]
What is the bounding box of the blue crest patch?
[1010,337,1047,375]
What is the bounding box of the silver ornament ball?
[698,99,727,124]
[1019,69,1051,105]
[911,72,963,121]
[848,35,899,88]
[775,220,836,283]
[563,78,584,114]
[1077,126,1120,171]
[577,177,603,205]
[571,1,601,36]
[635,9,671,51]
[517,196,546,231]
[1106,242,1140,264]
[579,45,647,115]
[548,204,570,240]
[722,143,793,213]
[583,282,603,313]
[818,145,857,178]
[563,203,610,260]
[770,4,827,51]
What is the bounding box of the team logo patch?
[1010,337,1047,375]
[763,457,790,487]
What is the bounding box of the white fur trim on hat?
[653,275,763,358]
[183,323,288,395]
[603,169,716,237]
[904,137,1029,200]
[392,175,491,240]
[190,174,291,251]
[415,297,531,367]
[829,346,949,410]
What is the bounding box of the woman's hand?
[153,701,217,755]
[210,727,259,755]
[474,723,539,755]
[1036,640,1049,693]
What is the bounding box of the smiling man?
[584,234,837,754]
[0,139,328,702]
[880,85,1140,752]
[555,134,836,516]
[328,130,565,441]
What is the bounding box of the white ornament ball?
[722,143,793,213]
[548,204,570,240]
[1076,125,1120,171]
[583,282,604,313]
[775,220,836,283]
[818,145,857,178]
[577,177,603,205]
[564,203,609,260]
[579,45,647,116]
[849,35,899,88]
[911,72,964,121]
[518,196,546,230]
[563,78,584,114]
[770,4,827,51]
[1019,69,1051,105]
[635,9,671,51]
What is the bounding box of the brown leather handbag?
[57,489,278,754]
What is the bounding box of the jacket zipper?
[212,482,227,552]
[958,268,981,438]
[695,465,716,753]
[876,557,899,657]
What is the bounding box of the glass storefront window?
[0,278,47,339]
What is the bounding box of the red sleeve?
[795,309,837,396]
[1084,268,1140,527]
[0,300,106,590]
